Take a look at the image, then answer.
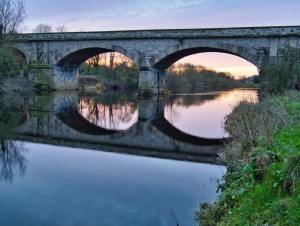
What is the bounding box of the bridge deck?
[10,25,300,41]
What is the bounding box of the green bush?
[0,46,20,84]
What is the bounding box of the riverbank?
[0,77,36,94]
[196,91,300,225]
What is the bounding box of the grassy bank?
[196,91,300,225]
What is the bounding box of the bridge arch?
[8,46,28,66]
[151,41,265,70]
[55,43,138,67]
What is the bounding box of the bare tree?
[91,54,100,68]
[0,139,26,182]
[55,25,67,32]
[103,53,107,66]
[109,52,115,69]
[32,23,52,33]
[0,0,25,34]
[32,24,69,33]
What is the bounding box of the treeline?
[166,63,242,93]
[80,53,139,90]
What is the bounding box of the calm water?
[0,89,257,226]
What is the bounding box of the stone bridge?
[14,92,225,164]
[10,26,300,94]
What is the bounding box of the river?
[0,89,258,226]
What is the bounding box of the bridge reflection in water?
[13,91,229,165]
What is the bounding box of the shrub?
[223,97,291,156]
[0,46,20,85]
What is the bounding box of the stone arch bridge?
[10,26,300,94]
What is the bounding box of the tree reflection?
[0,140,25,182]
[165,93,221,123]
[166,93,221,108]
[0,94,26,182]
[78,92,138,130]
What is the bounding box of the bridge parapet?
[9,26,300,41]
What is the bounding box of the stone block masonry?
[10,26,300,94]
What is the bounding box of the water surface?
[0,89,257,226]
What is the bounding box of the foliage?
[263,47,300,94]
[0,0,25,91]
[81,54,254,93]
[166,63,242,93]
[196,91,300,225]
[223,96,291,151]
[0,44,20,89]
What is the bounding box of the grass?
[196,91,300,225]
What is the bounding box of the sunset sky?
[24,0,300,78]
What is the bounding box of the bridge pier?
[138,69,165,96]
[138,96,164,120]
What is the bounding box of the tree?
[91,54,100,68]
[109,52,115,69]
[0,0,25,34]
[32,23,52,33]
[55,25,67,32]
[32,23,69,33]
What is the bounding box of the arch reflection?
[164,89,258,138]
[78,92,138,131]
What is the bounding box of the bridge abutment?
[27,65,79,90]
[53,66,78,90]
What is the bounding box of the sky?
[23,0,300,78]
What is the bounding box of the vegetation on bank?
[196,91,300,225]
[0,44,19,81]
[80,59,139,90]
[0,0,27,93]
[166,63,251,93]
[0,41,33,93]
[80,60,252,92]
